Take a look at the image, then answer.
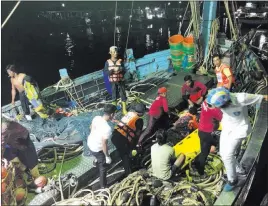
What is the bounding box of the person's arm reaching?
[135,119,144,138]
[196,81,207,96]
[118,59,125,73]
[11,81,16,105]
[213,108,223,121]
[235,93,268,107]
[181,84,186,96]
[102,137,109,157]
[102,137,112,164]
[162,98,169,113]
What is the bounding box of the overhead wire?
[125,0,134,50]
[1,0,21,29]
[113,1,118,46]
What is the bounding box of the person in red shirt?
[137,87,169,146]
[194,100,222,176]
[181,75,207,108]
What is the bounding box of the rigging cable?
[223,1,238,41]
[178,2,189,34]
[1,0,21,29]
[113,1,118,46]
[125,1,134,50]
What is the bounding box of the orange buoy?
[2,182,7,193]
[34,176,47,187]
[14,188,26,202]
[2,167,7,179]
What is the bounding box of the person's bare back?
[11,73,26,92]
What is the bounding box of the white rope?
[125,0,134,50]
[1,0,21,29]
[178,2,189,34]
[113,1,118,46]
[224,1,237,41]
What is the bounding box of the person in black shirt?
[111,103,145,175]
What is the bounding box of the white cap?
[109,46,118,54]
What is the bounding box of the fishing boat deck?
[28,71,212,205]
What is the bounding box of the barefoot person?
[6,64,48,119]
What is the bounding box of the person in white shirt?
[206,87,268,191]
[87,104,117,188]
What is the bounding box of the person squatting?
[86,50,268,192]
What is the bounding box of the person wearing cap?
[194,99,223,176]
[181,75,207,108]
[103,46,127,115]
[111,103,145,175]
[206,87,268,191]
[137,87,169,146]
[87,104,117,188]
[213,54,235,90]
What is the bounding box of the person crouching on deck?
[6,64,49,120]
[213,54,235,90]
[87,104,117,188]
[1,117,45,185]
[206,87,268,191]
[181,75,207,108]
[137,87,169,147]
[104,46,128,115]
[151,129,187,181]
[111,103,145,176]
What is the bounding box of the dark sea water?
[1,1,266,105]
[1,3,191,105]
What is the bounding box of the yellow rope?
[224,1,238,41]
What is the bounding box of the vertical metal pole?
[201,1,217,59]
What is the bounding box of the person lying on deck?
[181,75,207,108]
[137,87,170,147]
[167,107,199,145]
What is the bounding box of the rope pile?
[52,157,224,206]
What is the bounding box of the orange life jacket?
[115,111,139,142]
[188,113,198,130]
[174,112,198,131]
[215,64,235,87]
[107,59,124,82]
